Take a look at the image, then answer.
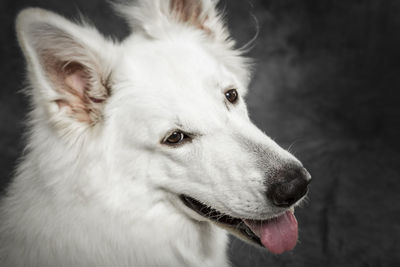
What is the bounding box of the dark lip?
[180,195,262,246]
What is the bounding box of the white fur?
[0,1,303,266]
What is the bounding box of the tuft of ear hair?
[16,8,114,132]
[114,0,231,45]
[169,0,210,33]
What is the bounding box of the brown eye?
[165,131,185,145]
[225,89,238,103]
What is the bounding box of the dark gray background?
[1,0,399,266]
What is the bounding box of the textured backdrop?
[1,0,399,266]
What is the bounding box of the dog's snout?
[267,167,311,207]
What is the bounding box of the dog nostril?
[267,167,311,207]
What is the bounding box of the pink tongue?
[244,211,298,254]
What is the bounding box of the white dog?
[0,1,311,266]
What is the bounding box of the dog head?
[16,0,311,254]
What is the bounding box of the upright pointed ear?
[116,0,231,44]
[16,8,114,132]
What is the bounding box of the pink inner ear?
[64,69,88,99]
[49,60,107,124]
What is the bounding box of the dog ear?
[115,0,230,44]
[16,8,114,131]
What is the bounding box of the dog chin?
[180,195,300,254]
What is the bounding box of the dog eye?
[164,131,188,145]
[225,89,238,104]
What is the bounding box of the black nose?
[267,166,311,207]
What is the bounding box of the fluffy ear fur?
[115,0,231,45]
[16,8,114,132]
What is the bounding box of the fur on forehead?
[115,0,252,86]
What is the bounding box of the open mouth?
[180,195,299,254]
